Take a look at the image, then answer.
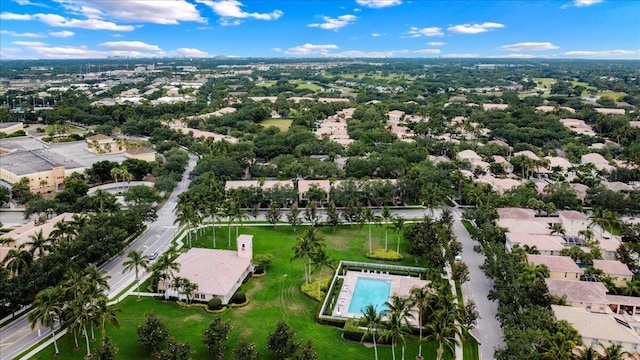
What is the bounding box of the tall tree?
[291,228,325,291]
[392,216,405,253]
[122,250,150,301]
[28,286,64,356]
[384,295,413,360]
[410,285,436,359]
[359,304,385,360]
[266,321,298,358]
[287,204,302,232]
[202,317,232,358]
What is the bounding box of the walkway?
[454,221,504,360]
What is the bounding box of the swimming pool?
[348,277,391,315]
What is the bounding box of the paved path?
[454,221,503,360]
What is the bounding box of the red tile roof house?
[158,235,254,304]
[593,259,634,288]
[505,233,565,256]
[545,279,610,313]
[526,255,583,281]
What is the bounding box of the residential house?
[593,260,634,287]
[160,235,254,304]
[545,279,609,313]
[552,305,640,355]
[526,255,583,281]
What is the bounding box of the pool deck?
[332,270,428,323]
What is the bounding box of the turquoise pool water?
[348,277,391,314]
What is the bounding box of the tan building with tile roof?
[160,235,254,304]
[527,255,583,281]
[552,305,640,355]
[545,279,609,313]
[593,259,634,287]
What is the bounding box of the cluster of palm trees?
[110,166,133,191]
[174,188,249,249]
[1,214,89,276]
[28,265,118,357]
[291,227,334,292]
[359,282,463,360]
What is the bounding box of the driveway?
[454,221,504,360]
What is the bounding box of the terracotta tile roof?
[545,279,608,304]
[552,305,640,346]
[593,259,633,276]
[527,255,584,274]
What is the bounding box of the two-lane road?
[0,157,196,360]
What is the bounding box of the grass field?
[260,118,293,131]
[532,77,556,89]
[291,80,323,92]
[29,225,478,360]
[256,80,276,87]
[597,91,627,101]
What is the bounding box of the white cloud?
[219,18,242,26]
[426,41,445,46]
[308,14,356,31]
[284,43,338,56]
[447,22,504,34]
[413,48,441,54]
[271,47,282,52]
[55,0,205,24]
[500,42,559,51]
[355,0,402,8]
[12,0,49,7]
[0,12,34,20]
[441,53,479,58]
[99,41,162,52]
[34,13,135,31]
[575,0,604,5]
[0,30,46,38]
[489,54,538,59]
[0,48,23,59]
[371,32,382,37]
[48,30,74,38]
[168,48,210,57]
[197,0,283,21]
[406,26,444,37]
[557,49,638,57]
[12,41,47,47]
[334,50,396,57]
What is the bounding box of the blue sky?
[1,0,638,60]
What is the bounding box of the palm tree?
[110,167,122,188]
[550,223,566,236]
[384,295,413,360]
[574,346,600,360]
[410,285,436,359]
[392,216,405,253]
[542,332,577,360]
[361,207,380,255]
[121,168,132,190]
[420,183,444,217]
[310,249,335,298]
[50,221,75,247]
[425,303,462,360]
[174,202,195,248]
[94,295,120,338]
[600,342,631,360]
[381,206,392,251]
[231,205,249,243]
[291,227,325,291]
[152,247,180,296]
[589,208,620,239]
[25,229,53,257]
[29,286,64,355]
[359,304,385,360]
[2,244,33,276]
[123,250,150,301]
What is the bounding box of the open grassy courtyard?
[260,118,293,131]
[28,225,478,360]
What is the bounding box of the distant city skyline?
[1,0,638,60]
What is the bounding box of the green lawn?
[260,118,293,131]
[597,90,626,102]
[291,80,323,92]
[532,77,556,89]
[256,80,276,87]
[29,225,478,360]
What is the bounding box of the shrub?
[208,298,223,310]
[230,292,246,304]
[254,265,265,274]
[301,276,331,302]
[365,249,403,261]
